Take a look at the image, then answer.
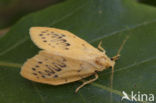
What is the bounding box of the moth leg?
[98,41,105,53]
[75,73,98,93]
[110,65,115,89]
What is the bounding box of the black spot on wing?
[41,30,48,33]
[32,68,36,71]
[36,65,39,68]
[38,71,42,74]
[38,30,71,50]
[32,73,37,75]
[42,75,45,78]
[39,34,43,36]
[45,65,55,74]
[53,75,58,78]
[66,43,70,46]
[31,54,67,79]
[77,70,81,72]
[38,61,42,64]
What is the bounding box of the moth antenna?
[111,35,129,61]
[110,35,130,102]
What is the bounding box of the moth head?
[95,56,115,71]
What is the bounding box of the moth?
[21,27,127,93]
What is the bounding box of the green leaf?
[0,0,156,103]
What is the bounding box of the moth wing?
[20,50,96,85]
[30,27,103,59]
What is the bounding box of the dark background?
[0,0,155,31]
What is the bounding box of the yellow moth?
[20,27,127,93]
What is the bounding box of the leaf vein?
[90,19,156,43]
[0,37,28,56]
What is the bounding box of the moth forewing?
[20,50,97,85]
